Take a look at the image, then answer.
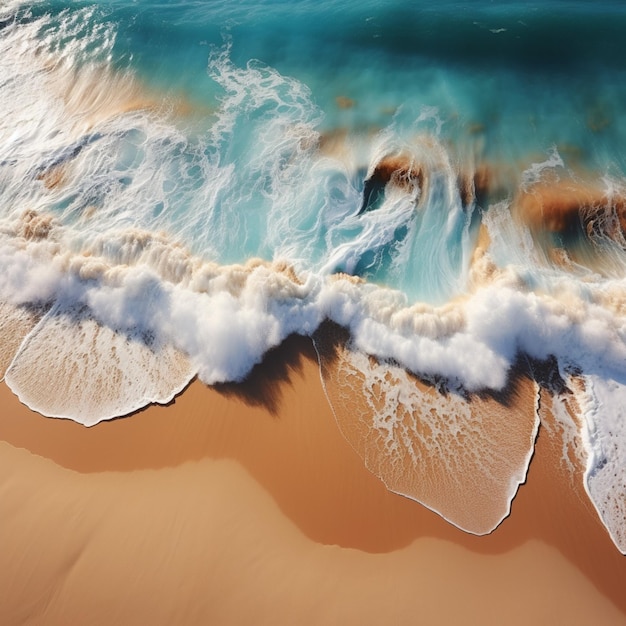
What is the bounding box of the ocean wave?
[2,0,626,554]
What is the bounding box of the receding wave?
[1,0,626,554]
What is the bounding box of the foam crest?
[0,231,65,307]
[88,259,317,386]
[0,218,323,406]
[87,230,196,285]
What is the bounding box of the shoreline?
[1,335,626,624]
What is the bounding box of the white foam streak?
[580,376,626,554]
[521,145,564,190]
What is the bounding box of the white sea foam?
[541,367,586,477]
[3,213,626,430]
[520,146,564,190]
[580,375,626,554]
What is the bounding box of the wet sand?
[1,336,626,625]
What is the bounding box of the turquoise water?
[1,0,626,550]
[4,0,626,296]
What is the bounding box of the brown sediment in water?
[514,177,626,239]
[515,179,601,234]
[335,95,355,109]
[359,152,425,215]
[36,165,67,191]
[468,223,513,288]
[45,59,213,137]
[509,176,626,276]
[367,153,424,190]
[59,68,167,130]
[586,100,613,133]
[317,127,516,214]
[458,162,496,208]
[16,209,57,241]
[317,127,349,155]
[317,127,381,165]
[1,334,626,624]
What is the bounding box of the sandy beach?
[1,335,626,625]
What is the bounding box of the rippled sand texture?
[1,337,626,626]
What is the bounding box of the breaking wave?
[1,0,626,553]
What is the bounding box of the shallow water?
[1,0,625,551]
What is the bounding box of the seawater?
[1,0,626,551]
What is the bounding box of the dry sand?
[1,336,626,625]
